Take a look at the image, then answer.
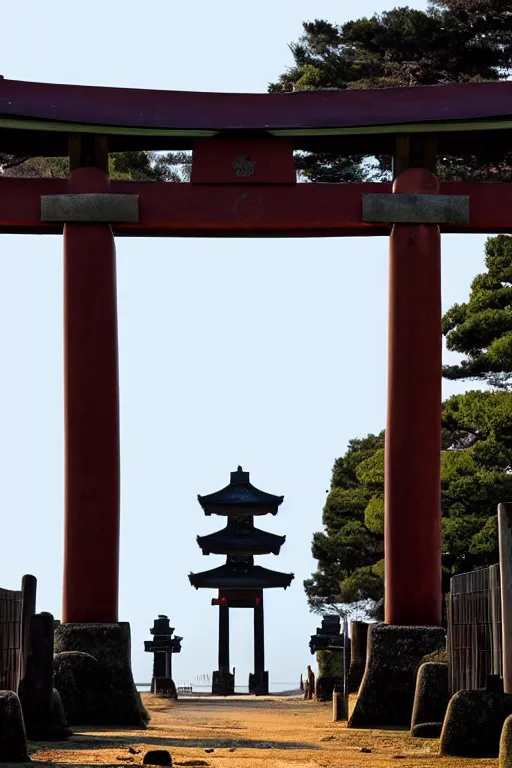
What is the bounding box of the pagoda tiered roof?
[197,523,286,557]
[197,467,284,516]
[188,562,294,590]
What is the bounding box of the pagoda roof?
[3,78,512,157]
[197,525,286,556]
[189,563,294,590]
[198,467,284,516]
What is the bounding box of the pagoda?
[189,466,294,695]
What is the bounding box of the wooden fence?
[0,576,37,692]
[447,564,502,695]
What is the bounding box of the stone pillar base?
[348,624,445,728]
[152,678,177,699]
[249,671,269,695]
[212,670,234,696]
[54,622,149,726]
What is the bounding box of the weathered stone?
[411,662,449,729]
[41,193,139,223]
[249,671,269,695]
[0,691,29,762]
[362,193,470,224]
[500,714,512,767]
[421,647,448,665]
[54,623,149,727]
[348,624,445,728]
[19,611,71,740]
[143,750,172,766]
[411,721,443,739]
[440,690,512,758]
[51,688,71,733]
[332,691,348,721]
[212,670,234,696]
[152,678,178,699]
[54,651,104,724]
[348,621,368,694]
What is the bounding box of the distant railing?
[447,564,502,695]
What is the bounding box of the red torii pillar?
[62,165,121,624]
[384,168,443,626]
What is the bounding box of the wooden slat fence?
[0,586,22,691]
[447,564,502,695]
[0,576,37,693]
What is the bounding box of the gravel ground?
[22,693,498,768]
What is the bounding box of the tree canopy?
[305,387,512,615]
[443,235,512,390]
[0,150,190,182]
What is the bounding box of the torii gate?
[1,78,511,629]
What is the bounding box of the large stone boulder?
[54,651,104,725]
[411,662,449,731]
[440,690,512,758]
[54,623,149,727]
[348,624,445,728]
[0,691,29,762]
[500,714,512,768]
[411,722,443,739]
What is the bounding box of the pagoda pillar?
[62,161,120,624]
[212,603,234,695]
[218,604,230,672]
[385,168,442,626]
[254,596,264,674]
[249,593,269,695]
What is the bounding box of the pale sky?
[2,0,488,688]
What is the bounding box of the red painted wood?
[2,78,512,132]
[62,167,120,624]
[191,138,296,184]
[3,177,512,236]
[385,168,442,627]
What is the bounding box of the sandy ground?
[23,693,497,768]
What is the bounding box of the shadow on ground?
[33,733,318,751]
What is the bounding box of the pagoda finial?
[231,466,249,484]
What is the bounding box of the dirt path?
[27,694,497,768]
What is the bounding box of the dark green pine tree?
[443,236,512,391]
[1,150,190,182]
[305,389,512,616]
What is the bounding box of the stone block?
[411,721,443,739]
[362,193,470,224]
[440,690,512,758]
[348,621,368,694]
[249,671,269,695]
[54,623,149,726]
[41,193,139,223]
[0,691,29,762]
[411,662,449,729]
[19,611,71,740]
[348,624,445,728]
[212,670,234,696]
